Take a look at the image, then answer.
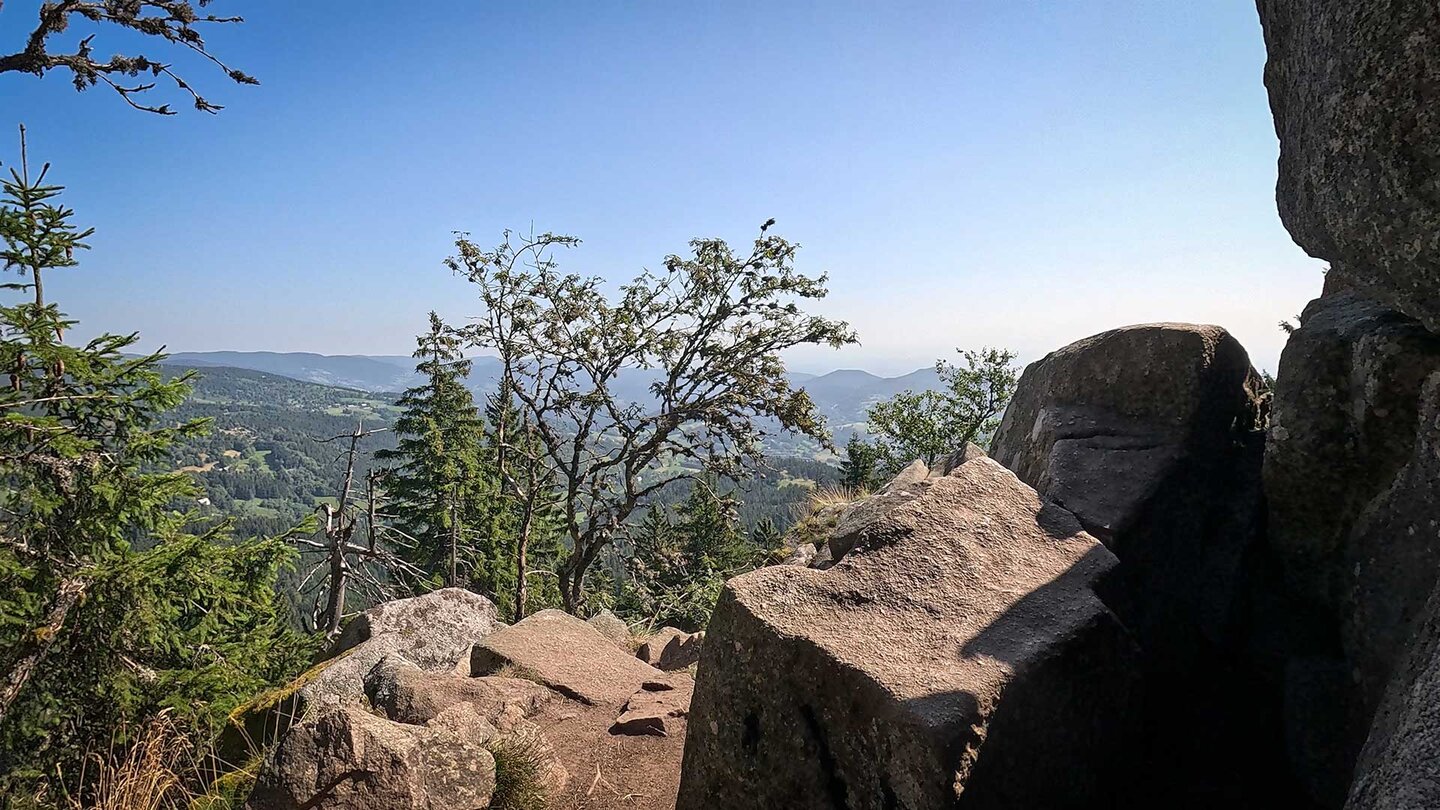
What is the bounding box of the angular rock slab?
[471,609,668,707]
[245,704,496,810]
[677,455,1141,810]
[1257,1,1440,333]
[612,676,695,737]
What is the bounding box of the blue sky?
[1,1,1321,374]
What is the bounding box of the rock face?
[1266,292,1440,615]
[471,609,668,707]
[677,453,1141,809]
[989,323,1266,654]
[1347,575,1440,810]
[636,627,704,671]
[245,704,497,810]
[306,588,505,708]
[1264,296,1440,803]
[1256,1,1440,333]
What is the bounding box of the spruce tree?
[838,434,882,491]
[0,132,311,800]
[375,313,491,590]
[482,380,563,620]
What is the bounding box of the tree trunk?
[511,493,538,623]
[448,491,460,588]
[0,576,87,725]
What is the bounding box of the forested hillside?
[162,364,840,542]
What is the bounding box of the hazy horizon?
[2,1,1322,375]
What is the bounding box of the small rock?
[587,608,633,648]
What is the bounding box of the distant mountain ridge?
[161,351,943,427]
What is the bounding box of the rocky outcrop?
[471,609,669,707]
[636,627,704,671]
[678,452,1141,809]
[245,704,497,810]
[989,323,1266,655]
[1256,1,1440,334]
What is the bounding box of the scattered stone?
[245,704,496,810]
[471,609,667,707]
[677,453,1141,809]
[1257,0,1440,333]
[611,677,694,737]
[636,627,704,671]
[588,609,633,649]
[781,542,817,566]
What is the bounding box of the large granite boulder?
[1266,292,1440,615]
[220,589,505,766]
[988,323,1266,653]
[306,588,505,708]
[1345,371,1440,716]
[677,453,1141,809]
[245,704,497,810]
[1257,1,1440,333]
[471,609,669,707]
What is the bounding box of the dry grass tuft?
[74,711,199,810]
[805,484,867,513]
[488,731,552,810]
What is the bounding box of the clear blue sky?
[1,1,1321,374]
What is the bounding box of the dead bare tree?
[292,422,422,638]
[0,1,258,114]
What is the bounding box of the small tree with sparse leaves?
[866,347,1020,471]
[451,222,857,611]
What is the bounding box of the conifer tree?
[375,313,491,590]
[838,434,882,491]
[619,479,758,631]
[0,132,311,799]
[750,515,782,550]
[483,379,563,620]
